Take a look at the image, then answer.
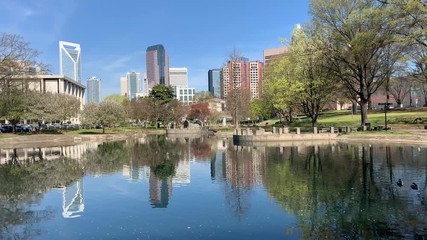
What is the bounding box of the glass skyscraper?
[59,41,81,83]
[146,44,169,91]
[208,69,221,98]
[127,72,142,100]
[86,76,101,104]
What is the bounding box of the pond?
[0,136,426,239]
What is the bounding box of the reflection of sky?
[31,161,298,239]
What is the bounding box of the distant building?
[120,76,128,97]
[126,72,142,100]
[59,41,81,83]
[263,45,289,66]
[208,69,221,98]
[174,86,195,105]
[4,74,85,123]
[169,67,188,88]
[221,58,263,100]
[146,44,169,90]
[86,76,101,104]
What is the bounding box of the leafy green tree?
[310,0,405,127]
[149,84,175,104]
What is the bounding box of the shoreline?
[2,130,427,148]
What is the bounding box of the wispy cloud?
[0,0,77,43]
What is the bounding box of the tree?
[386,76,415,107]
[0,33,48,126]
[149,84,175,104]
[81,101,126,133]
[52,94,81,123]
[188,103,211,126]
[194,91,213,103]
[281,25,337,126]
[310,0,404,127]
[226,88,251,128]
[104,94,127,103]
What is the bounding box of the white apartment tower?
[59,41,81,83]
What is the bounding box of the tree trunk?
[360,101,369,130]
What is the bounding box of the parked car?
[16,125,31,133]
[0,125,13,133]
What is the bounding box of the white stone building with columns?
[7,74,85,123]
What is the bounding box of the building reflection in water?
[0,143,99,164]
[0,143,99,219]
[62,180,84,218]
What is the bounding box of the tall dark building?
[208,69,221,98]
[146,44,169,91]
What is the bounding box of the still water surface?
[1,136,426,239]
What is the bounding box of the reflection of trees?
[0,157,84,239]
[265,144,427,239]
[82,141,129,175]
[221,145,266,219]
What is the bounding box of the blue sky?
[1,0,310,98]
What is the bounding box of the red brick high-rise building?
[220,57,263,100]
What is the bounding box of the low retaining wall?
[166,128,209,135]
[233,127,339,145]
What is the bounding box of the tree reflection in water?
[264,143,427,239]
[2,137,427,238]
[0,155,84,239]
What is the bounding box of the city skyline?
[1,0,310,99]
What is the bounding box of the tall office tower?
[86,76,101,104]
[126,72,142,100]
[220,58,263,100]
[120,76,128,97]
[169,67,188,88]
[208,69,221,98]
[59,41,81,82]
[146,44,169,90]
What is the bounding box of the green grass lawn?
[259,108,427,131]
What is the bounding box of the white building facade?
[174,86,195,105]
[169,67,188,88]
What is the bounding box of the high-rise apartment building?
[126,72,142,100]
[59,41,81,83]
[169,68,188,88]
[86,76,101,104]
[221,58,263,100]
[146,44,169,91]
[120,76,128,97]
[208,69,221,98]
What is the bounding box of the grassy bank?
[260,108,427,132]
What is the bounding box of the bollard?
[313,127,318,134]
[296,127,301,135]
[278,128,283,135]
[234,129,239,135]
[246,128,252,135]
[273,127,277,134]
[241,129,245,135]
[330,127,334,133]
[346,127,351,133]
[283,127,289,134]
